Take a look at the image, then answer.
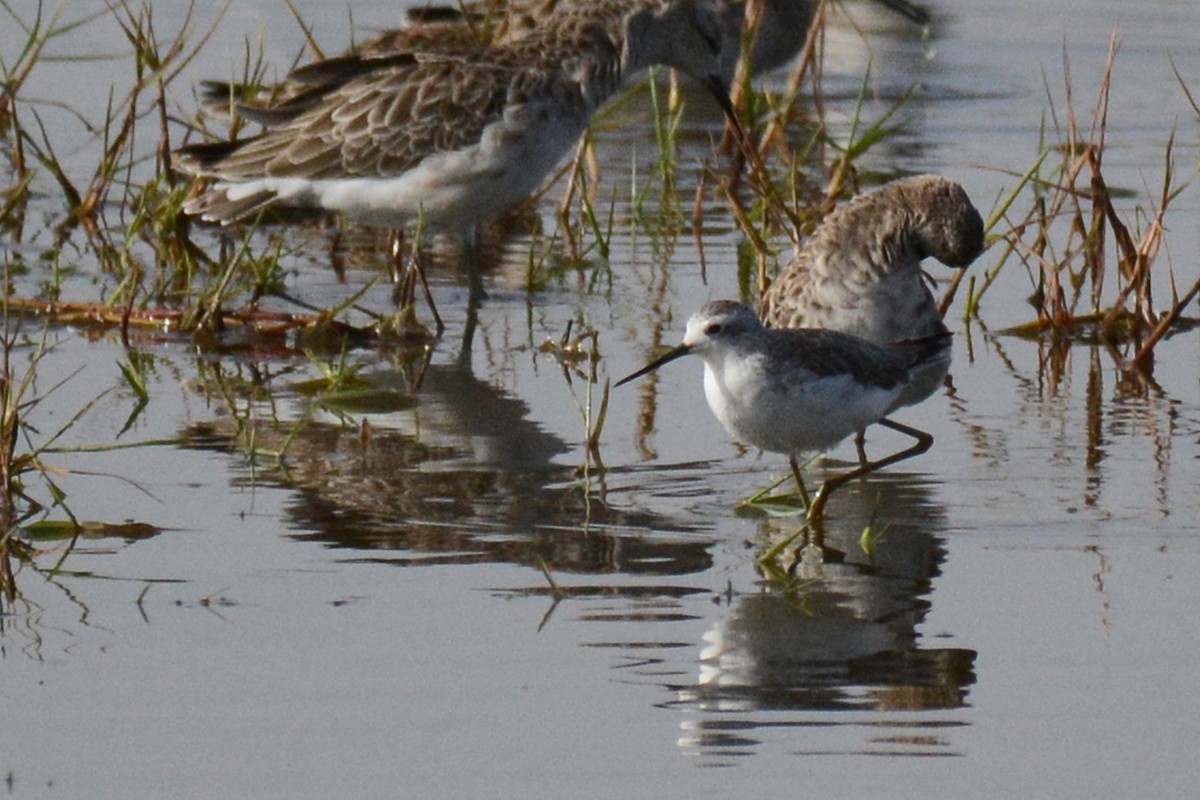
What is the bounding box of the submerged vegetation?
[1,0,1198,586]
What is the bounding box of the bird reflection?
[183,354,715,577]
[671,472,975,761]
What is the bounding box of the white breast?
[223,95,589,232]
[702,351,900,456]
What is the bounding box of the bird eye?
[704,322,723,336]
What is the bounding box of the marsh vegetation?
[3,1,1200,796]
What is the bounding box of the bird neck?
[701,346,756,406]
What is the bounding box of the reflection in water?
[179,345,982,766]
[980,329,1188,514]
[185,355,718,579]
[668,473,975,763]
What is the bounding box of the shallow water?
[3,1,1200,798]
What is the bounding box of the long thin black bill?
[614,344,693,388]
[705,74,742,135]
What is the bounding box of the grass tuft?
[978,36,1199,375]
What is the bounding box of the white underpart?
[220,98,587,231]
[701,349,900,456]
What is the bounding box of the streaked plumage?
[759,175,985,410]
[194,0,934,137]
[386,0,931,77]
[195,1,563,121]
[176,0,744,231]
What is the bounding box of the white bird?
[617,300,948,521]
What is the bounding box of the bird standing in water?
[175,0,746,319]
[617,300,949,523]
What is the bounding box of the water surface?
[3,1,1199,798]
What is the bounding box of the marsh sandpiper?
[175,0,744,340]
[196,0,934,134]
[616,300,948,522]
[386,0,932,77]
[175,0,744,280]
[759,175,984,413]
